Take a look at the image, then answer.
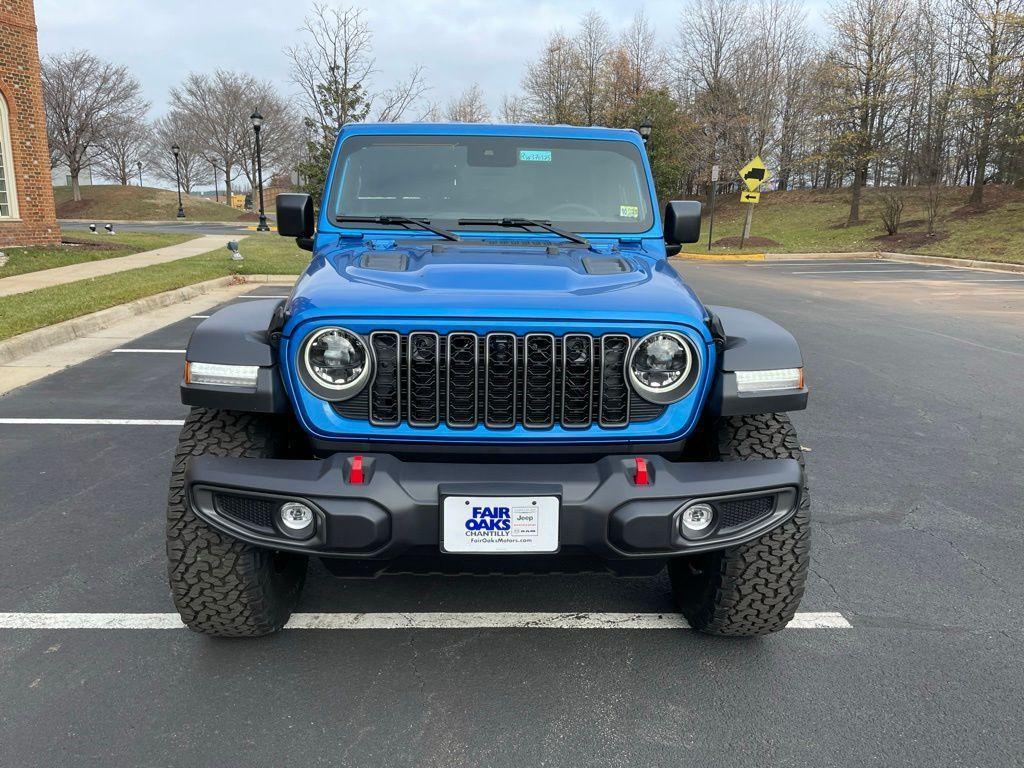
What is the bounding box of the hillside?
[53,184,257,222]
[680,184,1024,264]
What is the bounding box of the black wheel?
[668,413,811,636]
[166,408,307,637]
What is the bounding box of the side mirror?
[663,200,702,255]
[276,193,315,251]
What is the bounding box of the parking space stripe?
[791,268,952,274]
[0,418,184,426]
[190,315,211,319]
[0,611,852,630]
[237,294,290,299]
[111,348,185,354]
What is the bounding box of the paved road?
[0,259,1021,767]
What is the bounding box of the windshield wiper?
[336,215,461,242]
[457,217,590,246]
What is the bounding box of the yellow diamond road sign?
[740,189,760,204]
[739,156,770,192]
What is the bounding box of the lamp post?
[638,119,653,145]
[136,160,143,187]
[209,157,220,203]
[171,144,185,218]
[250,110,269,232]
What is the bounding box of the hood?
[284,238,709,336]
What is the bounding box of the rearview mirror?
[276,193,315,250]
[663,200,702,254]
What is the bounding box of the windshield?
[329,134,654,235]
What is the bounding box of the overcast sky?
[35,0,829,120]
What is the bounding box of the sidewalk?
[0,234,229,298]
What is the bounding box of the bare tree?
[673,0,748,181]
[498,93,529,123]
[446,84,491,122]
[375,65,430,122]
[96,114,151,186]
[170,70,263,200]
[574,11,612,125]
[825,0,911,223]
[286,3,374,134]
[236,82,304,193]
[285,3,431,198]
[148,112,211,194]
[619,10,664,104]
[41,50,147,200]
[522,31,581,123]
[958,0,1024,203]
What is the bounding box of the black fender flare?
[180,299,289,413]
[706,305,808,417]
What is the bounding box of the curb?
[880,251,1024,274]
[673,250,1023,273]
[675,253,765,261]
[0,277,235,366]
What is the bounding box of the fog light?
[278,502,315,538]
[680,503,715,535]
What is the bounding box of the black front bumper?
[185,452,803,565]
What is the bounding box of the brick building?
[0,0,59,246]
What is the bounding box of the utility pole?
[739,204,754,250]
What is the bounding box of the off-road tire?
[668,413,810,636]
[167,408,307,637]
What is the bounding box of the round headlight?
[627,331,699,404]
[299,327,372,400]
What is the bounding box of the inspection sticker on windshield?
[619,205,639,218]
[519,149,552,162]
[442,496,559,553]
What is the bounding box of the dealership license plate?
[441,496,559,554]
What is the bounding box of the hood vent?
[582,256,630,275]
[359,252,409,272]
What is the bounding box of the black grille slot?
[599,335,631,427]
[369,331,401,426]
[446,333,478,427]
[215,493,276,532]
[485,333,517,427]
[407,332,440,426]
[718,495,774,529]
[523,333,556,428]
[561,334,594,427]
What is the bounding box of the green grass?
[680,185,1024,264]
[54,184,255,222]
[0,235,306,341]
[0,232,198,279]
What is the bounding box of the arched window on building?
[0,92,19,219]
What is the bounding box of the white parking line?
[190,315,211,319]
[0,611,852,630]
[0,418,184,426]
[751,260,880,267]
[111,348,185,354]
[237,294,289,299]
[791,268,952,275]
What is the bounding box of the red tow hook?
[634,457,651,486]
[348,455,365,485]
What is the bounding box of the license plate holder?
[441,495,560,554]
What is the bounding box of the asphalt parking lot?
[1,257,1022,767]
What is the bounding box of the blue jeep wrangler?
[169,123,810,637]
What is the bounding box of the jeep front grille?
[338,331,667,429]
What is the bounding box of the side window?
[0,92,19,219]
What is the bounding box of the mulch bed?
[872,231,947,249]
